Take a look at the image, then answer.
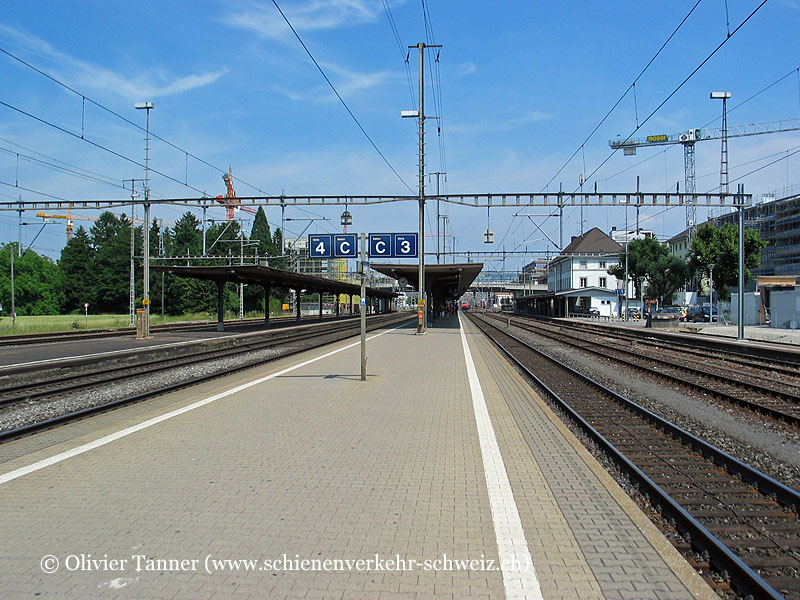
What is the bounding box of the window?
[599,261,606,269]
[599,277,607,288]
[579,277,588,288]
[579,260,588,268]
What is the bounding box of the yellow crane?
[36,211,96,239]
[36,211,174,239]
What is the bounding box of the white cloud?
[449,110,553,135]
[275,60,397,101]
[223,0,384,39]
[454,62,477,78]
[0,24,227,99]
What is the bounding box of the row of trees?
[1,207,285,317]
[608,223,767,304]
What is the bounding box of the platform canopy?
[370,263,483,300]
[152,264,396,299]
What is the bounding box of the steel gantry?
[0,190,752,212]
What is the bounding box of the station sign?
[333,234,357,258]
[309,232,418,259]
[368,233,418,259]
[309,233,358,258]
[308,234,333,258]
[368,233,393,259]
[393,233,418,258]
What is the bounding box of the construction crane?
[36,211,173,239]
[610,118,800,239]
[216,166,257,220]
[36,211,97,240]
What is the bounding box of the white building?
[518,227,634,318]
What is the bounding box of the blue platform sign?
[393,233,418,258]
[308,234,332,258]
[333,234,357,258]
[368,233,393,259]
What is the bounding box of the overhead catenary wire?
[271,0,415,195]
[381,0,416,112]
[0,98,211,197]
[496,0,707,252]
[540,0,704,195]
[0,46,273,197]
[579,0,769,190]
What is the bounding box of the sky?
[1,0,799,273]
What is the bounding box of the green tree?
[688,223,766,300]
[270,227,287,269]
[0,243,65,315]
[171,211,203,258]
[90,212,132,313]
[645,253,688,305]
[59,226,95,312]
[163,212,217,315]
[250,207,272,259]
[608,237,680,300]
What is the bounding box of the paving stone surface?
[0,316,715,599]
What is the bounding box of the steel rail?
[468,313,793,600]
[488,313,800,426]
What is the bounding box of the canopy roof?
[152,265,396,299]
[370,263,483,299]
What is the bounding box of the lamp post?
[135,101,153,338]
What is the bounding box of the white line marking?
[0,337,238,371]
[458,313,543,600]
[0,324,407,486]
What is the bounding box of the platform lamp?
[340,205,353,283]
[135,101,154,338]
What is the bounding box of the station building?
[515,227,632,318]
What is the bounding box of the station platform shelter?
[153,264,396,331]
[514,287,621,319]
[0,314,714,599]
[371,262,484,322]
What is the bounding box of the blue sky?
[1,0,799,272]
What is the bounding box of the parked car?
[657,307,682,315]
[588,307,600,316]
[686,306,716,323]
[625,307,641,319]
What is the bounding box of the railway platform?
[0,314,716,599]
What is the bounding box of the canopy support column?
[216,281,225,332]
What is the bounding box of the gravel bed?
[0,343,302,433]
[504,323,800,494]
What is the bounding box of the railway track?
[0,313,413,441]
[0,313,358,346]
[484,312,800,426]
[540,315,800,375]
[467,312,800,600]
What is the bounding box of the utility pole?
[405,42,441,334]
[135,101,154,338]
[124,179,142,327]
